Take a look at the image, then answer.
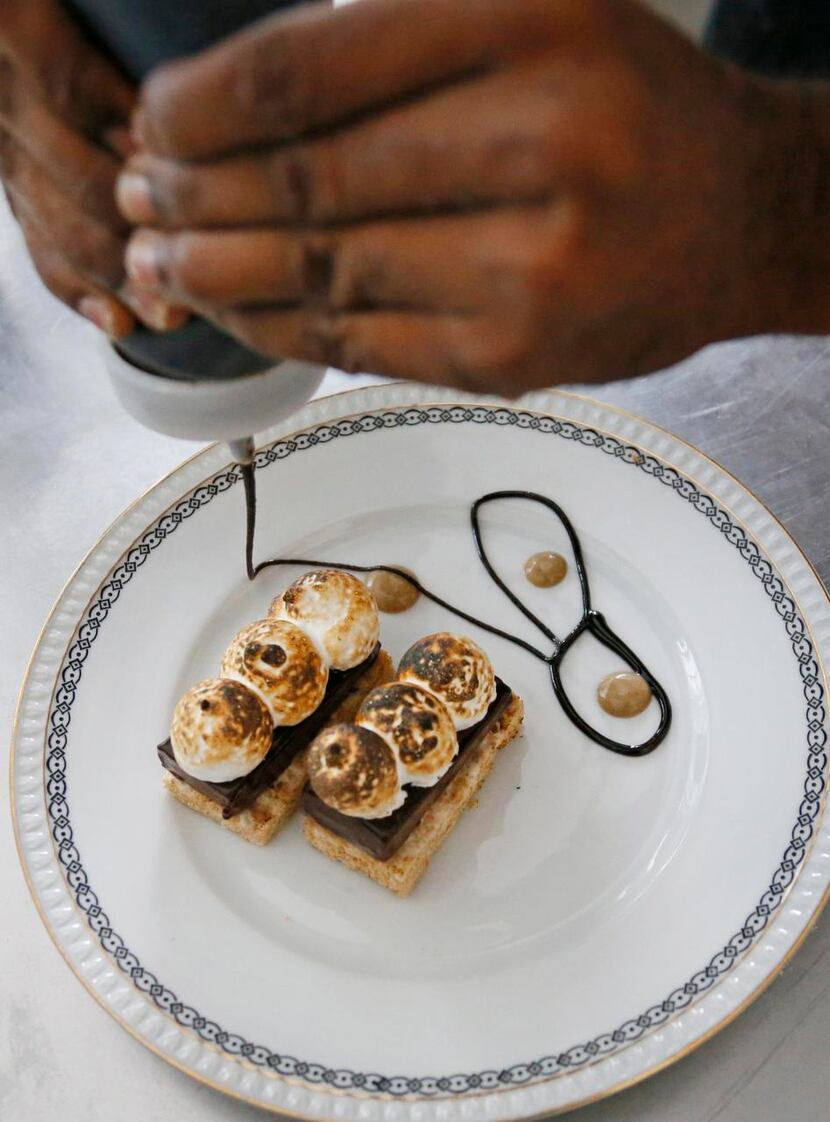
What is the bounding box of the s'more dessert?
[302,632,524,896]
[157,570,394,844]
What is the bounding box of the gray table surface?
[4,2,830,1115]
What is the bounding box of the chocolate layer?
[302,678,513,861]
[158,644,380,818]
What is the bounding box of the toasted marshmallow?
[221,618,328,726]
[170,678,273,782]
[398,633,496,730]
[357,682,458,787]
[307,723,405,818]
[271,569,379,671]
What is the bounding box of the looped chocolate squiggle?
[241,467,671,757]
[471,491,671,756]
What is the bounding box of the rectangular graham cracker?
[303,693,525,896]
[163,648,394,845]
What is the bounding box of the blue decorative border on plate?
[45,406,828,1095]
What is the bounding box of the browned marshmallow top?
[357,681,457,786]
[170,677,273,782]
[398,632,496,730]
[221,618,328,726]
[271,569,380,670]
[307,723,404,818]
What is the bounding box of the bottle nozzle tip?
[228,436,256,465]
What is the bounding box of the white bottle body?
[102,337,325,443]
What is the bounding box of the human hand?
[118,0,821,390]
[0,0,185,336]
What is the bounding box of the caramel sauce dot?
[597,672,652,718]
[367,568,419,613]
[524,551,567,588]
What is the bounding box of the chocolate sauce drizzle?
[240,464,672,757]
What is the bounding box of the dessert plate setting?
[11,382,830,1120]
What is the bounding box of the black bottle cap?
[116,320,273,382]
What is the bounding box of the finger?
[203,304,527,393]
[125,227,310,306]
[0,0,134,135]
[18,214,135,337]
[119,65,565,229]
[4,143,185,330]
[137,0,565,159]
[123,206,561,315]
[1,90,125,227]
[1,130,126,289]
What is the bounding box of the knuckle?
[305,140,346,223]
[301,313,341,367]
[152,165,201,225]
[488,213,576,305]
[300,232,336,304]
[275,149,313,223]
[484,121,557,197]
[333,236,398,311]
[300,314,360,371]
[233,40,318,138]
[300,233,381,314]
[334,243,378,309]
[278,140,343,224]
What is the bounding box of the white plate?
[12,383,830,1120]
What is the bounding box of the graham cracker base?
[303,692,524,896]
[163,648,394,845]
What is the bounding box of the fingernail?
[79,295,116,335]
[130,288,188,331]
[126,230,163,288]
[116,171,156,223]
